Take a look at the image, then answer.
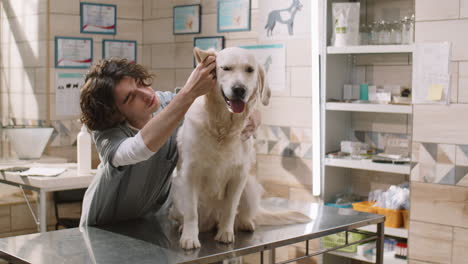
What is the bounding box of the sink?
[3,127,54,160]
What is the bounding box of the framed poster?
[217,0,251,32]
[80,2,117,34]
[259,0,309,40]
[55,37,93,69]
[173,4,201,34]
[239,44,286,92]
[103,39,137,63]
[55,72,84,117]
[193,36,224,66]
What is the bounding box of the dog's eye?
[221,66,232,71]
[246,67,254,73]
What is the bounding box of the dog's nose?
[232,85,246,99]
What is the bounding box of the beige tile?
[175,69,192,88]
[143,19,174,44]
[290,67,312,97]
[49,0,79,14]
[174,42,193,69]
[141,45,152,68]
[260,181,289,199]
[198,13,217,37]
[411,182,468,228]
[0,206,10,233]
[459,62,468,103]
[461,0,468,18]
[257,154,312,187]
[0,228,37,239]
[10,203,37,231]
[152,69,175,92]
[115,19,143,43]
[201,0,217,14]
[260,97,312,127]
[413,104,468,144]
[408,221,452,263]
[286,38,312,67]
[351,112,408,134]
[49,14,80,36]
[368,65,413,88]
[451,62,459,103]
[415,0,459,21]
[453,227,468,263]
[151,44,176,69]
[416,20,468,61]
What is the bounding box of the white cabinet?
[315,0,414,263]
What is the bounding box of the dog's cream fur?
[171,47,310,250]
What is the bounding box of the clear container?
[359,24,368,45]
[390,21,402,44]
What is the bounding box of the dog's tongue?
[230,100,245,113]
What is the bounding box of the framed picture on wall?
[193,36,225,66]
[173,4,201,34]
[55,36,93,68]
[80,2,117,34]
[217,0,251,32]
[103,39,137,63]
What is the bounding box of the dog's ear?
[257,63,271,106]
[193,47,217,64]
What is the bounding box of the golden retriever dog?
[171,47,310,250]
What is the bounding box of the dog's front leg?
[179,178,201,249]
[215,173,248,244]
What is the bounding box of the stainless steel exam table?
[0,198,385,264]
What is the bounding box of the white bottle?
[77,125,92,176]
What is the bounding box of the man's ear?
[193,47,217,64]
[257,63,271,106]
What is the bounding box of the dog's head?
[194,47,271,114]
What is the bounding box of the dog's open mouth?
[222,89,245,113]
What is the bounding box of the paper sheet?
[412,42,451,104]
[19,167,67,177]
[426,84,443,101]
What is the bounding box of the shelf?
[356,225,408,239]
[324,158,410,175]
[326,102,412,114]
[327,45,414,54]
[327,250,406,264]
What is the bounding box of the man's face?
[114,76,160,126]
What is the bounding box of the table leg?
[376,222,384,264]
[39,190,47,233]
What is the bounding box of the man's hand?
[241,109,261,141]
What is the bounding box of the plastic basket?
[322,232,367,253]
[377,207,403,228]
[352,201,377,213]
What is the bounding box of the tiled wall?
[409,1,468,263]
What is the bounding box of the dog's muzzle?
[221,84,247,114]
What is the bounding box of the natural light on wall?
[1,0,43,123]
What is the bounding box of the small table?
[0,162,94,233]
[0,198,385,264]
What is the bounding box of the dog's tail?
[255,207,311,226]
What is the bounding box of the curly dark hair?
[80,58,154,131]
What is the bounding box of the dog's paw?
[215,229,235,244]
[179,235,201,250]
[236,219,256,232]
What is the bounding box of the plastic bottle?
[77,125,91,175]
